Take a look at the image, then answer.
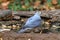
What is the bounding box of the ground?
[0,31,60,40]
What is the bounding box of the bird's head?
[35,11,42,15]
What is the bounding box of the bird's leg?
[40,30,42,34]
[39,27,43,34]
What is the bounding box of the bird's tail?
[18,28,32,33]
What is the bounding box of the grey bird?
[18,11,42,33]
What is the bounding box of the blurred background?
[0,0,60,11]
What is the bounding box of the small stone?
[0,38,3,40]
[21,19,24,22]
[33,28,41,33]
[45,22,49,25]
[7,26,12,29]
[28,38,31,40]
[13,16,20,20]
[52,25,56,27]
[12,25,17,30]
[2,25,7,29]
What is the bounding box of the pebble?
[28,38,31,40]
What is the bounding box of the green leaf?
[58,0,60,5]
[28,6,33,11]
[47,0,53,7]
[24,0,30,6]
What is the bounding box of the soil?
[0,31,60,40]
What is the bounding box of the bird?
[18,11,42,33]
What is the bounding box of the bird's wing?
[24,13,41,28]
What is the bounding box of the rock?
[42,29,50,33]
[13,16,20,20]
[0,10,12,20]
[33,28,41,33]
